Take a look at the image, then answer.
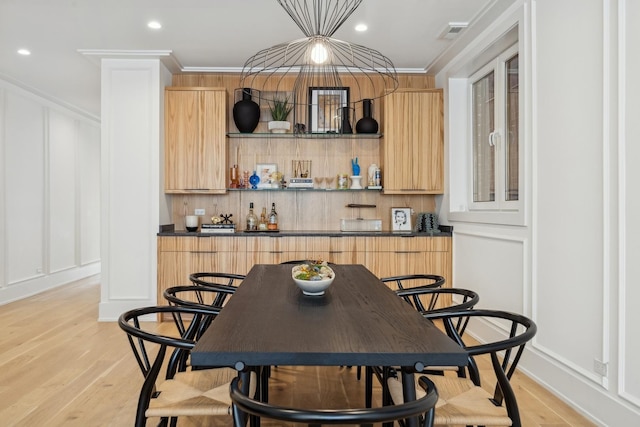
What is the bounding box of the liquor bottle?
[268,203,278,230]
[258,207,268,231]
[246,202,258,231]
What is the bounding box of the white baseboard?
[98,298,156,322]
[0,263,101,306]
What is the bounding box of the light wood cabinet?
[158,234,451,306]
[164,87,227,193]
[328,236,361,265]
[245,236,330,267]
[382,89,444,194]
[157,236,246,306]
[362,235,452,307]
[359,236,451,279]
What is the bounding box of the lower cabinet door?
[159,235,452,312]
[158,251,192,304]
[192,251,248,277]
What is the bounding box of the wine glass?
[313,176,324,189]
[324,176,335,190]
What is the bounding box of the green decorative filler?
[269,97,293,121]
[292,260,333,281]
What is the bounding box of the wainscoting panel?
[453,231,525,314]
[619,0,640,407]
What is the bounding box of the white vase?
[268,121,291,133]
[350,175,362,189]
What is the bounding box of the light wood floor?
[0,279,595,426]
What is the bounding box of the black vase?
[340,106,353,134]
[233,88,260,133]
[355,99,379,134]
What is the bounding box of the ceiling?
[0,0,514,117]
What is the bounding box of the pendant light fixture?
[239,0,398,135]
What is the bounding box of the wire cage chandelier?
[238,0,399,134]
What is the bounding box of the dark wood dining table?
[191,264,467,426]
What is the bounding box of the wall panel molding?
[453,228,528,314]
[0,76,101,305]
[618,0,640,408]
[0,87,6,288]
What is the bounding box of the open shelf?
[227,187,382,192]
[227,132,382,139]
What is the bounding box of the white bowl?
[291,265,335,296]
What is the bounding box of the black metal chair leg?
[365,366,373,407]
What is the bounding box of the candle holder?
[230,165,239,188]
[292,160,312,178]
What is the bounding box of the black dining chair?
[118,305,256,427]
[188,272,244,306]
[163,284,236,339]
[386,309,537,427]
[365,287,480,408]
[230,374,438,427]
[189,271,245,288]
[280,260,337,265]
[164,284,235,310]
[380,274,446,291]
[395,284,478,314]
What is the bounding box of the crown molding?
[78,49,182,73]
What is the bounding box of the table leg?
[401,367,418,427]
[233,370,250,427]
[365,366,372,407]
[260,366,270,403]
[381,365,393,427]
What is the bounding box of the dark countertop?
[158,225,452,237]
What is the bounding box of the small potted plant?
[268,96,293,133]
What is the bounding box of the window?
[469,45,520,212]
[472,69,495,203]
[446,19,524,226]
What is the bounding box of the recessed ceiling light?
[147,21,162,29]
[17,48,31,56]
[355,23,367,32]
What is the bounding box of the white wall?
[439,0,640,425]
[98,58,172,321]
[0,79,101,304]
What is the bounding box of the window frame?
[468,43,521,213]
[447,26,527,227]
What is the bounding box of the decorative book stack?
[200,223,236,234]
[288,178,314,188]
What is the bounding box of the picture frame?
[255,163,278,188]
[308,87,350,133]
[391,207,412,232]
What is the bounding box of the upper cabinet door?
[382,89,444,194]
[165,87,227,193]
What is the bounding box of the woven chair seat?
[384,309,536,427]
[147,368,256,418]
[120,305,261,426]
[388,374,512,426]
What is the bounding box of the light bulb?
[311,42,328,64]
